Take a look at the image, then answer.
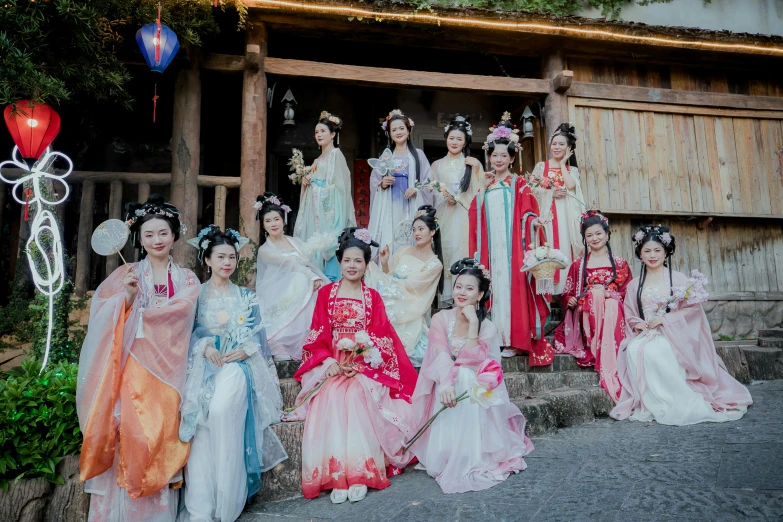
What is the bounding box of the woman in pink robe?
[610,226,752,425]
[283,227,418,504]
[410,258,533,493]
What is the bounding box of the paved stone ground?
[241,381,783,522]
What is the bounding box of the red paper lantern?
[3,100,61,160]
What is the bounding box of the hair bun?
[146,193,166,205]
[449,257,480,276]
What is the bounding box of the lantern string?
[153,83,159,123]
[0,146,72,371]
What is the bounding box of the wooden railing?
[2,169,240,296]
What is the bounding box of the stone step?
[258,383,612,503]
[759,337,783,349]
[279,370,600,410]
[758,328,783,339]
[501,353,594,373]
[739,346,783,381]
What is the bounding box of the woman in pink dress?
[410,258,533,494]
[553,211,631,401]
[611,226,752,425]
[283,227,418,504]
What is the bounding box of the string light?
[0,147,72,371]
[246,0,783,56]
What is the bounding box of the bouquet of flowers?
[650,269,709,317]
[299,232,336,260]
[521,243,568,295]
[218,291,263,350]
[288,148,313,185]
[403,360,503,448]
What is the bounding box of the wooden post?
[133,183,151,261]
[542,52,571,142]
[75,180,95,296]
[105,180,123,275]
[214,185,227,231]
[171,49,201,270]
[239,22,268,252]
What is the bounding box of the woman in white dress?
[255,192,328,361]
[368,109,433,257]
[410,258,533,493]
[430,115,483,306]
[293,111,357,281]
[529,123,586,295]
[179,226,287,522]
[365,205,444,366]
[610,226,753,426]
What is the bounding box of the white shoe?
[348,484,367,502]
[501,348,521,358]
[330,489,349,504]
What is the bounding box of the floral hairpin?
[253,195,292,214]
[580,210,609,226]
[380,109,414,131]
[125,206,178,228]
[319,111,342,126]
[633,225,672,246]
[477,262,491,280]
[354,228,373,245]
[188,226,249,261]
[484,112,520,148]
[444,116,473,136]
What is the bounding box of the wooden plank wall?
[608,219,783,298]
[569,99,783,218]
[567,57,783,97]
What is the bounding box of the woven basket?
[521,258,567,295]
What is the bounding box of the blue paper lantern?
[135,22,180,73]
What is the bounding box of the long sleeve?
[418,312,456,389]
[559,260,581,308]
[416,149,434,206]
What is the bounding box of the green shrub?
[0,359,81,490]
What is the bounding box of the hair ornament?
[125,205,178,229]
[580,209,609,226]
[255,193,292,222]
[452,256,492,283]
[381,109,414,131]
[354,228,373,245]
[187,225,249,262]
[444,115,473,137]
[633,224,672,247]
[319,110,342,126]
[484,112,520,149]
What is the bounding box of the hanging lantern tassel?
[214,0,219,7]
[152,84,159,123]
[23,187,32,221]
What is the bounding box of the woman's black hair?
[450,258,492,324]
[634,225,677,320]
[413,204,445,305]
[336,227,379,265]
[196,225,243,265]
[124,193,181,258]
[443,115,475,194]
[550,122,578,168]
[386,111,421,183]
[317,112,343,148]
[579,210,617,295]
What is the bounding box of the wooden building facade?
[4,1,782,338]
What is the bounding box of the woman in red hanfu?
[283,227,418,504]
[468,112,553,365]
[553,211,631,401]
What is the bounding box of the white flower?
[354,330,372,346]
[216,311,230,325]
[200,239,209,250]
[337,338,356,351]
[468,380,504,408]
[236,314,246,325]
[363,347,383,369]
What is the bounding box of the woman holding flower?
[610,226,752,426]
[284,227,418,504]
[409,258,533,493]
[429,115,483,306]
[529,123,586,294]
[179,226,287,522]
[255,192,329,361]
[469,112,553,364]
[293,111,357,281]
[368,109,433,257]
[553,211,631,401]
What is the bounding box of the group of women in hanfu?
[76,109,752,522]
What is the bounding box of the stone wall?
[704,301,783,340]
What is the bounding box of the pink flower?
[281,205,292,213]
[660,232,672,245]
[633,231,645,243]
[354,228,372,244]
[493,127,512,140]
[476,359,503,391]
[253,201,263,211]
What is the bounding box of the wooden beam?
[240,23,268,256]
[568,97,783,120]
[105,180,123,276]
[0,169,242,188]
[710,292,783,301]
[263,57,551,94]
[542,52,569,140]
[75,180,95,297]
[601,209,783,220]
[202,53,246,72]
[214,185,228,231]
[170,49,201,270]
[552,70,573,93]
[568,82,783,112]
